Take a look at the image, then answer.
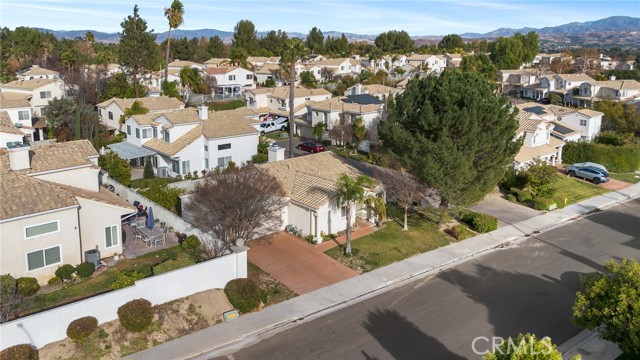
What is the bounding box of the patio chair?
[133,228,143,243]
[141,232,152,247]
[152,234,165,247]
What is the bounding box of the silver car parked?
[566,163,610,185]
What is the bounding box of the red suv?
[296,141,326,153]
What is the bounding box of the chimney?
[198,105,208,120]
[268,145,285,162]
[609,75,616,81]
[7,143,31,171]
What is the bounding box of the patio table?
[138,227,163,246]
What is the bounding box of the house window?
[340,206,347,218]
[25,221,59,239]
[163,131,170,143]
[108,111,113,120]
[204,144,208,152]
[136,128,140,138]
[105,225,119,247]
[218,143,231,150]
[182,160,190,174]
[39,91,52,99]
[204,158,209,169]
[246,74,253,80]
[217,156,232,168]
[172,159,180,174]
[153,127,158,138]
[26,245,61,271]
[127,125,131,135]
[229,75,236,81]
[18,110,29,120]
[580,119,587,126]
[142,128,152,138]
[340,66,345,71]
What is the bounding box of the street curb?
[125,183,640,360]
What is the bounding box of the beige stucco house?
[97,96,185,133]
[0,78,66,116]
[0,140,134,284]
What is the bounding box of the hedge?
[451,225,473,240]
[460,210,498,233]
[66,316,98,343]
[117,299,153,332]
[153,253,196,275]
[563,142,640,173]
[75,262,95,278]
[224,278,262,313]
[533,197,556,211]
[0,344,39,360]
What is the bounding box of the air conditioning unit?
[14,123,23,128]
[158,167,168,178]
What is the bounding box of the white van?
[254,117,288,135]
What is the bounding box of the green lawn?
[247,262,297,306]
[550,174,610,205]
[205,99,245,111]
[24,245,188,316]
[609,172,640,184]
[325,214,454,273]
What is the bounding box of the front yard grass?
[609,172,640,184]
[130,176,180,189]
[550,174,610,205]
[247,262,297,306]
[325,214,454,273]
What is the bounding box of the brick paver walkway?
[247,232,358,295]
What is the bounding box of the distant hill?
[35,15,639,46]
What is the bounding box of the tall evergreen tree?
[118,5,158,97]
[205,36,228,58]
[260,30,288,56]
[306,27,324,54]
[438,34,465,52]
[460,53,498,81]
[280,38,309,158]
[232,20,258,55]
[164,0,185,83]
[378,71,522,208]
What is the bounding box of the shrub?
[66,316,98,343]
[460,210,498,233]
[0,344,39,360]
[75,262,95,279]
[533,197,557,211]
[47,277,62,286]
[386,203,403,220]
[181,235,200,251]
[55,264,75,281]
[516,189,533,203]
[500,168,527,190]
[98,152,131,186]
[16,277,39,297]
[321,139,332,147]
[554,195,567,209]
[224,278,262,313]
[451,225,473,240]
[506,194,517,202]
[117,299,153,332]
[153,253,196,275]
[251,153,268,164]
[111,270,144,290]
[143,158,154,179]
[521,159,558,197]
[138,183,185,213]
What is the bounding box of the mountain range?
[35,16,639,46]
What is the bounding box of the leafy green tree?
[164,0,185,83]
[312,122,325,140]
[521,159,557,197]
[9,26,43,67]
[324,34,351,57]
[573,259,640,356]
[143,157,155,179]
[232,20,258,55]
[490,36,524,69]
[482,333,579,360]
[300,71,317,88]
[118,5,158,97]
[44,98,76,133]
[306,27,324,54]
[378,71,521,208]
[99,152,132,186]
[102,72,139,100]
[260,30,289,56]
[438,34,465,52]
[162,36,197,62]
[515,32,539,64]
[161,80,181,99]
[460,53,498,81]
[280,38,309,158]
[204,35,227,59]
[595,99,640,136]
[74,103,100,141]
[374,30,414,53]
[547,93,563,105]
[336,174,375,255]
[227,47,251,69]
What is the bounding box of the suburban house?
[517,103,603,141]
[204,67,256,96]
[0,112,33,147]
[204,58,230,68]
[406,54,447,74]
[120,106,259,177]
[0,78,66,116]
[142,70,182,96]
[0,93,42,143]
[498,69,545,96]
[16,66,60,80]
[254,64,283,85]
[513,110,565,170]
[552,73,595,103]
[444,53,463,68]
[245,86,331,119]
[257,151,382,241]
[345,84,402,100]
[0,140,134,284]
[368,54,408,72]
[167,60,204,72]
[247,56,280,67]
[313,58,361,77]
[572,79,640,107]
[97,96,185,133]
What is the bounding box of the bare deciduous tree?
[185,166,287,257]
[383,169,425,231]
[321,67,335,82]
[329,114,353,149]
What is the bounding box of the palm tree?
[119,100,149,124]
[365,195,386,227]
[280,38,309,158]
[164,0,184,84]
[224,47,252,70]
[336,174,375,255]
[312,122,325,141]
[353,116,367,153]
[179,67,207,97]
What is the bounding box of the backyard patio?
[122,222,179,259]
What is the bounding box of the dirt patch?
[39,289,232,360]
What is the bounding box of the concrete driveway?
[247,232,358,295]
[271,136,320,158]
[472,194,542,227]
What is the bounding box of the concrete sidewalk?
[126,183,640,360]
[558,330,622,360]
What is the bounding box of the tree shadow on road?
[582,199,640,253]
[362,308,466,360]
[439,264,586,346]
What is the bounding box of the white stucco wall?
[0,132,24,148]
[77,198,130,259]
[33,166,100,192]
[0,207,81,283]
[206,134,258,169]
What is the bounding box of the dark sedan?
[296,141,326,153]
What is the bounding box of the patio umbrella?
[146,207,155,229]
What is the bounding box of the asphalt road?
[213,199,640,360]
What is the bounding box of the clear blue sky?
[1,0,638,35]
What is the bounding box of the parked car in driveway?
[253,117,288,135]
[566,163,610,184]
[296,141,325,153]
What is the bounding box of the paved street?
[213,199,640,360]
